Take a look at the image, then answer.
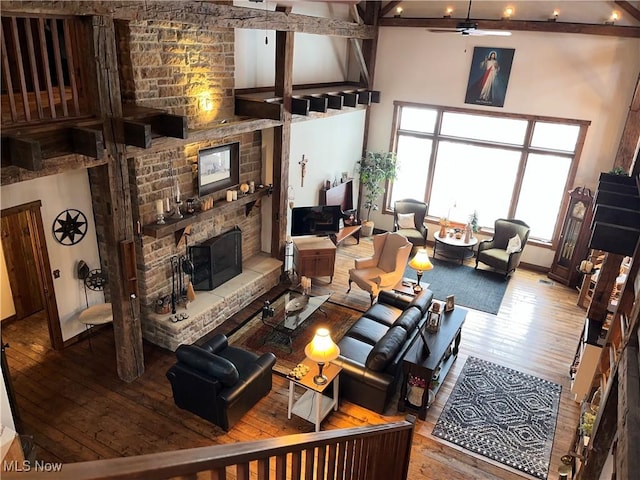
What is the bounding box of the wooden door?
[1,201,62,350]
[1,211,44,319]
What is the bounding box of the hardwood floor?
[2,237,587,479]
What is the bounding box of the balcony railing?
[3,418,416,480]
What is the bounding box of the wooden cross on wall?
[299,155,309,187]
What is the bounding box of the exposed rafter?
[0,1,376,39]
[378,17,640,38]
[615,1,640,23]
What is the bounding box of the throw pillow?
[506,234,522,255]
[397,213,415,229]
[365,326,407,372]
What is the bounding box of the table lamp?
[408,248,433,292]
[304,328,340,385]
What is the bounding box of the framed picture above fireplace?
[197,142,240,197]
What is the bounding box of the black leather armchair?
[166,334,276,431]
[393,199,428,249]
[475,219,530,277]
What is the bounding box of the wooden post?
[271,14,294,263]
[616,331,640,478]
[90,16,144,382]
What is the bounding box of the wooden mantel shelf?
[142,187,268,238]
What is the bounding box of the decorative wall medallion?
[52,209,87,245]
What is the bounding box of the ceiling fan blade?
[427,28,460,33]
[468,29,512,36]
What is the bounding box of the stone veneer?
[143,253,281,352]
[102,20,272,349]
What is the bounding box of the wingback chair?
[166,334,276,431]
[393,199,429,249]
[475,219,530,277]
[347,232,413,303]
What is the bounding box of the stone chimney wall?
[117,19,235,128]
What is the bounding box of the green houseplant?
[357,151,398,236]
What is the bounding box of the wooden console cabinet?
[293,237,336,282]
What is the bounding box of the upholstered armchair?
[347,232,413,303]
[475,219,530,277]
[393,199,428,249]
[166,334,276,431]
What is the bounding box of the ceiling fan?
[428,0,512,36]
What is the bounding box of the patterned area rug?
[432,357,561,479]
[227,294,362,377]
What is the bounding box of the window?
[388,102,588,243]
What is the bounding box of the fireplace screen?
[189,227,242,291]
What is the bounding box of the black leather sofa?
[166,334,276,431]
[332,288,433,413]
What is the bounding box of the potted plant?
[357,151,398,236]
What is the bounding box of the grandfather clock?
[548,187,594,287]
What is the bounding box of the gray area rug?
[404,258,508,314]
[432,356,562,479]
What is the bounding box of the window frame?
[385,101,590,247]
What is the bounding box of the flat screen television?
[291,205,342,237]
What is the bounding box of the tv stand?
[292,236,336,283]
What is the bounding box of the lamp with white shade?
[408,248,433,292]
[304,328,340,385]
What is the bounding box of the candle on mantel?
[165,198,170,212]
[155,199,164,215]
[176,185,181,202]
[232,190,238,201]
[226,190,233,202]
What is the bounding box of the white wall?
[0,364,15,431]
[234,1,351,89]
[288,110,366,211]
[368,28,640,267]
[0,170,104,341]
[0,243,16,320]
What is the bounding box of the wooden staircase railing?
[4,417,416,480]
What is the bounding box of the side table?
[288,357,341,432]
[398,307,467,420]
[293,236,337,282]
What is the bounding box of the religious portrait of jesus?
[465,47,515,108]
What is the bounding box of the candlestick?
[165,198,170,212]
[176,185,180,202]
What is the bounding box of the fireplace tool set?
[170,254,196,321]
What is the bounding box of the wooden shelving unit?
[142,188,267,239]
[569,173,640,480]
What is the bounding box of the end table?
[287,357,341,432]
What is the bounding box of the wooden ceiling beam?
[378,17,640,38]
[615,1,640,23]
[380,2,402,19]
[0,1,375,39]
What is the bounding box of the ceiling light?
[605,10,619,25]
[548,9,559,22]
[395,6,403,18]
[444,7,453,18]
[502,7,514,20]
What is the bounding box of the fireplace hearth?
[189,227,242,291]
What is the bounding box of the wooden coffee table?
[433,231,478,264]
